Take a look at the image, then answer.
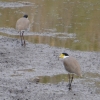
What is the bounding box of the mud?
[0,27,76,38]
[0,0,100,99]
[0,36,100,100]
[0,1,33,8]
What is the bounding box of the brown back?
[63,56,81,76]
[16,17,30,31]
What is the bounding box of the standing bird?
[16,14,30,46]
[59,53,82,90]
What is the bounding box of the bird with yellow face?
[59,53,82,90]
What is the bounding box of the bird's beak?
[59,54,64,58]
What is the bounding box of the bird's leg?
[20,32,23,46]
[70,74,74,84]
[68,74,70,85]
[22,31,26,46]
[68,74,71,90]
[69,74,74,90]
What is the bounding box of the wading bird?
[59,53,82,90]
[16,14,30,46]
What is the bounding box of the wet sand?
[0,36,100,100]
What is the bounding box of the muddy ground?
[0,36,100,100]
[0,1,100,100]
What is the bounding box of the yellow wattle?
[59,54,64,58]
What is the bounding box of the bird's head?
[23,14,28,18]
[59,53,69,59]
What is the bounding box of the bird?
[59,53,82,90]
[16,14,30,46]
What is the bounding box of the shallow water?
[10,69,100,89]
[28,72,100,84]
[31,73,100,94]
[0,0,100,51]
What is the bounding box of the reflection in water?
[0,0,100,51]
[0,32,99,51]
[37,72,100,93]
[39,74,68,84]
[39,74,80,84]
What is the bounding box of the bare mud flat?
[0,1,33,8]
[0,28,76,38]
[0,36,100,100]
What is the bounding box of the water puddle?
[29,74,79,84]
[39,74,69,84]
[84,72,100,78]
[29,72,100,84]
[0,0,100,51]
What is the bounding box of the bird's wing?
[63,57,81,76]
